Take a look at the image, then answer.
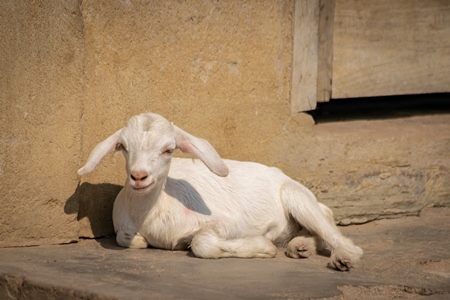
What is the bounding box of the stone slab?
[0,207,449,299]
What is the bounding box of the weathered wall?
[1,0,449,246]
[303,115,450,225]
[0,0,83,246]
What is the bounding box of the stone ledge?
[1,207,449,299]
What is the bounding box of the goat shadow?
[165,178,212,216]
[65,178,212,250]
[65,182,121,241]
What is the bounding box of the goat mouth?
[131,181,154,192]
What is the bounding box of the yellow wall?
[1,0,449,247]
[0,1,82,246]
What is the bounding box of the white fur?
[78,113,363,271]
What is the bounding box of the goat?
[78,112,363,271]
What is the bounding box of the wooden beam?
[291,0,335,113]
[291,0,319,113]
[316,0,335,103]
[332,0,450,98]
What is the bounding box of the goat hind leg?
[282,183,363,270]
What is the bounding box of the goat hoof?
[330,251,354,271]
[294,245,310,258]
[286,238,314,259]
[117,231,148,249]
[330,257,352,271]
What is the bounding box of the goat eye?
[163,149,174,155]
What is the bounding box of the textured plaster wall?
[0,0,83,246]
[1,0,449,246]
[304,116,450,225]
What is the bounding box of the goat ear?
[77,129,123,176]
[174,125,229,177]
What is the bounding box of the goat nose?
[130,170,148,181]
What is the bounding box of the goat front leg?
[113,190,148,249]
[116,218,148,249]
[116,230,148,249]
[190,224,278,259]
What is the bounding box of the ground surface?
[1,207,449,300]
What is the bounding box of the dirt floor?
[1,207,449,300]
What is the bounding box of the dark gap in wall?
[308,93,450,123]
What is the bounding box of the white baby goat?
[78,112,363,271]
